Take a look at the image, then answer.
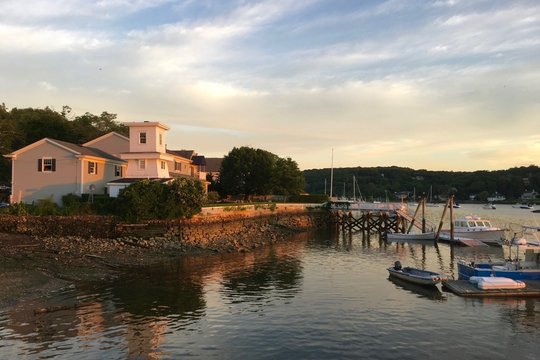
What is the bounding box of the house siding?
[82,159,123,196]
[12,142,79,204]
[128,124,167,153]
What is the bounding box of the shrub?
[161,178,205,219]
[31,197,61,216]
[205,191,220,204]
[114,178,205,222]
[115,180,166,222]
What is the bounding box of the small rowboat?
[387,261,447,286]
[386,231,436,241]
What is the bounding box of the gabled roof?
[192,155,206,166]
[5,137,124,162]
[82,131,129,146]
[166,149,195,161]
[205,157,223,172]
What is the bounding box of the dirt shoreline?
[0,232,209,310]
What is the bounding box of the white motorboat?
[482,203,496,210]
[441,215,505,246]
[512,203,534,210]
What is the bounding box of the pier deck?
[443,280,540,297]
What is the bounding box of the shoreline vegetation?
[0,204,327,310]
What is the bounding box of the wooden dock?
[443,280,540,297]
[329,195,497,247]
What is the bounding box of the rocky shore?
[0,208,328,309]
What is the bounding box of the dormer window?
[139,132,147,144]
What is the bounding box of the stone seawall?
[0,205,329,253]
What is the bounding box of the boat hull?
[440,229,504,246]
[386,232,436,241]
[458,261,540,281]
[387,267,447,286]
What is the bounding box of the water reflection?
[387,276,446,301]
[220,239,304,303]
[3,215,540,358]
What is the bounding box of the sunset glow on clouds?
[1,0,539,170]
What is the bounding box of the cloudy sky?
[1,0,539,171]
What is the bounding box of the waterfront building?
[4,121,208,204]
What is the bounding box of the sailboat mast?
[329,148,334,199]
[353,176,356,200]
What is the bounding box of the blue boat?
[458,247,540,281]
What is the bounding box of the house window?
[174,161,181,171]
[139,132,147,144]
[114,165,122,177]
[138,160,146,169]
[88,161,97,174]
[161,161,166,170]
[159,133,163,145]
[38,158,56,172]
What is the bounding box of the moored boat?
[512,203,534,210]
[441,215,504,246]
[386,231,436,241]
[387,261,447,286]
[458,247,540,281]
[482,203,496,210]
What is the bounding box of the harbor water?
[1,204,540,359]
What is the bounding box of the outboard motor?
[394,261,402,270]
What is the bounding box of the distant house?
[5,121,209,204]
[487,192,506,202]
[521,190,538,201]
[205,157,224,182]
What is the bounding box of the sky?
[1,0,539,171]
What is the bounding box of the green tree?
[218,146,304,198]
[272,157,304,195]
[219,146,276,198]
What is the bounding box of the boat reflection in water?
[388,276,446,301]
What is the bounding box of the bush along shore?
[0,208,329,308]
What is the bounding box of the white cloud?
[0,24,112,52]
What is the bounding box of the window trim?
[161,161,166,170]
[139,132,147,144]
[114,165,122,177]
[88,161,97,175]
[39,157,56,172]
[138,159,146,169]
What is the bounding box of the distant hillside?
[303,165,540,202]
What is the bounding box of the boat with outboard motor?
[387,261,447,286]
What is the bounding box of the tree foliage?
[218,146,304,198]
[0,103,128,183]
[115,178,205,223]
[303,165,540,202]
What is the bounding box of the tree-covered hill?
[0,104,128,183]
[303,165,540,202]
